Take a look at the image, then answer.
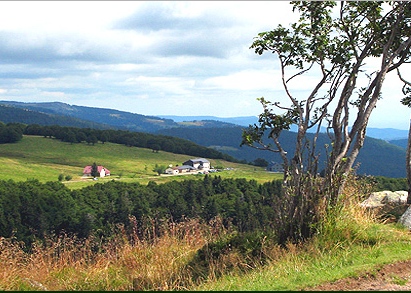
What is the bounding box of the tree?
[76,131,87,143]
[253,158,269,167]
[150,144,161,153]
[63,130,77,144]
[152,164,167,175]
[0,125,23,143]
[242,1,411,244]
[91,162,99,178]
[99,131,109,144]
[86,134,98,145]
[397,71,411,204]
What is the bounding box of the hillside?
[0,104,113,129]
[0,101,236,132]
[0,101,180,132]
[159,115,258,127]
[157,126,407,178]
[389,138,407,149]
[160,114,410,140]
[0,101,407,177]
[0,135,278,188]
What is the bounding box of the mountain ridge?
[0,100,407,177]
[1,101,408,139]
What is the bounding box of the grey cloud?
[112,3,256,59]
[153,31,232,58]
[0,31,150,66]
[114,3,238,32]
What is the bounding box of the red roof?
[83,165,110,175]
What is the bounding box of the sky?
[0,1,410,130]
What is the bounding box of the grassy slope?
[198,240,411,290]
[1,136,411,290]
[0,135,281,189]
[197,214,411,291]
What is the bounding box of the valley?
[0,135,281,189]
[0,100,408,178]
[0,106,410,291]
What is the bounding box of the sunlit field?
[0,135,282,189]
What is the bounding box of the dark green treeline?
[0,176,282,245]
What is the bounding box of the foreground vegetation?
[0,131,410,290]
[1,176,411,291]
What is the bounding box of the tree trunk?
[407,118,411,204]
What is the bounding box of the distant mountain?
[389,139,407,149]
[156,126,406,178]
[0,101,179,133]
[0,101,237,132]
[0,100,407,177]
[0,104,114,129]
[159,115,258,127]
[160,115,410,141]
[364,128,409,140]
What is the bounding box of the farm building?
[266,161,283,173]
[165,167,179,175]
[83,165,111,178]
[182,158,210,171]
[165,165,197,175]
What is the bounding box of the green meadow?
[2,136,411,291]
[0,135,281,189]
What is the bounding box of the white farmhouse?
[182,158,211,171]
[165,167,179,175]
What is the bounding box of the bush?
[187,230,276,281]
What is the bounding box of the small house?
[83,165,111,178]
[165,167,179,175]
[266,161,283,173]
[183,158,210,171]
[177,165,197,173]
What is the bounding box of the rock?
[399,205,411,229]
[361,190,409,222]
[381,190,408,204]
[361,191,408,208]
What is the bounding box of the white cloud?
[202,70,281,91]
[0,1,407,129]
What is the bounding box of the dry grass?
[0,216,233,291]
[2,174,406,291]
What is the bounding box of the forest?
[0,176,283,246]
[0,173,406,247]
[0,121,407,247]
[0,122,241,163]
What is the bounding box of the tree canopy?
[242,1,411,243]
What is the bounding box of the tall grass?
[0,216,230,291]
[2,173,411,291]
[197,174,411,290]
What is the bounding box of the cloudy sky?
[0,1,410,130]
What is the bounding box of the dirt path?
[306,259,411,291]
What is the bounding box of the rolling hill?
[389,138,407,149]
[0,104,114,129]
[0,101,179,132]
[157,126,407,178]
[0,100,408,177]
[0,135,279,189]
[0,101,238,132]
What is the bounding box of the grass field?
[0,135,282,189]
[2,136,411,291]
